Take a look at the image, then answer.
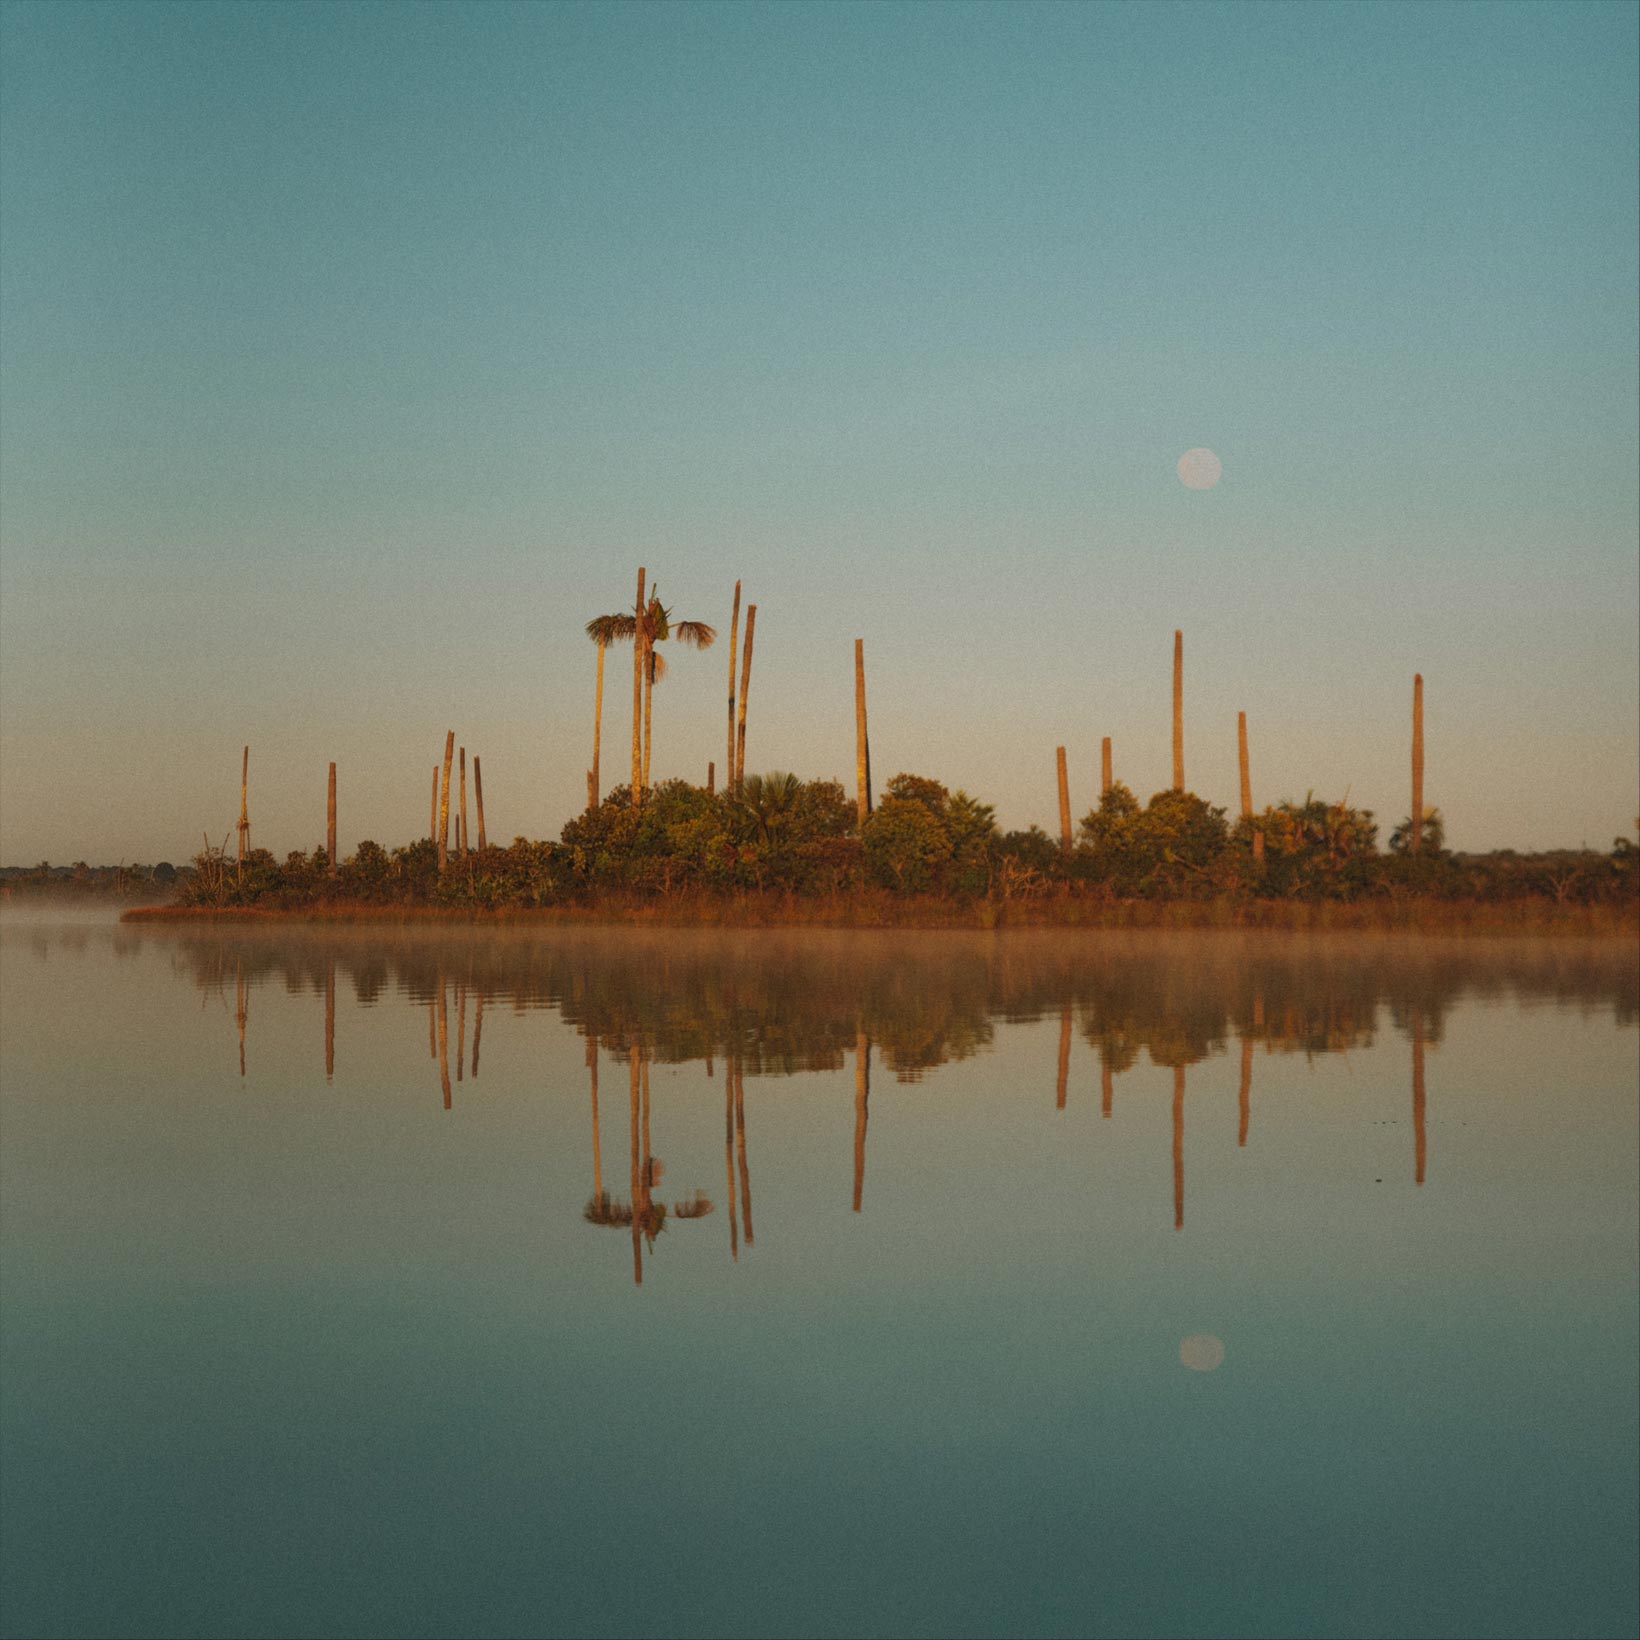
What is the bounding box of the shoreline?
[118,896,1640,936]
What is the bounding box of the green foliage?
[1240,795,1379,899]
[1077,785,1229,897]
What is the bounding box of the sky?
[1,0,1636,863]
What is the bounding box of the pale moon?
[1179,1333,1226,1371]
[1176,448,1223,490]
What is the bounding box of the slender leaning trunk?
[631,568,646,805]
[326,762,337,873]
[735,605,757,788]
[1056,746,1072,850]
[1172,629,1185,791]
[458,748,468,855]
[855,639,870,829]
[591,639,605,808]
[1410,673,1424,854]
[474,755,486,851]
[438,732,455,871]
[725,580,741,793]
[1101,736,1111,797]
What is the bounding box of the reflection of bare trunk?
[735,1060,753,1246]
[1056,1004,1071,1110]
[724,1055,739,1261]
[455,984,466,1082]
[1172,1064,1185,1231]
[587,1039,602,1200]
[471,993,483,1078]
[641,1055,652,1191]
[853,1031,870,1212]
[1413,1007,1427,1185]
[1100,736,1111,796]
[1172,630,1185,791]
[1056,747,1072,851]
[236,962,247,1078]
[324,961,335,1082]
[1410,673,1425,853]
[629,1046,643,1284]
[1238,1035,1251,1146]
[427,995,436,1059]
[1100,1058,1112,1118]
[437,983,451,1109]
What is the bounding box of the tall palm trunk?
[590,639,604,808]
[438,731,454,871]
[631,567,646,805]
[726,581,741,795]
[1410,672,1424,853]
[474,756,486,851]
[1237,711,1252,817]
[735,605,756,789]
[1056,746,1072,850]
[1172,629,1185,791]
[855,639,870,829]
[458,748,468,855]
[1101,736,1111,797]
[326,762,336,874]
[642,650,654,793]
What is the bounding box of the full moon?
[1179,1333,1226,1371]
[1176,448,1223,490]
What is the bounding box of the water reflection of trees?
[53,924,1635,1274]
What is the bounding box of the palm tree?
[584,614,629,809]
[639,588,714,794]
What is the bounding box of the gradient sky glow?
[2,0,1636,862]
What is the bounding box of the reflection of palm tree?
[587,1038,602,1202]
[736,1059,754,1246]
[1237,1035,1251,1147]
[436,981,451,1110]
[471,993,483,1078]
[324,960,335,1083]
[235,960,247,1078]
[724,1057,739,1261]
[1101,1056,1112,1118]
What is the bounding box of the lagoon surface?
[1,919,1636,1640]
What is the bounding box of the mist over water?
[2,920,1636,1639]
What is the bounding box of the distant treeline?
[1,861,177,901]
[136,772,1640,921]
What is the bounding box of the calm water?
[2,918,1636,1640]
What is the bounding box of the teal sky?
[2,0,1636,862]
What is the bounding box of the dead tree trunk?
[1056,746,1072,850]
[326,762,337,873]
[458,747,468,855]
[1172,629,1185,791]
[1100,736,1111,797]
[707,760,715,796]
[438,731,454,871]
[430,767,438,842]
[590,639,605,808]
[855,639,870,829]
[630,567,646,805]
[735,604,756,788]
[238,746,250,869]
[1411,672,1425,854]
[474,755,486,851]
[725,579,741,796]
[1237,712,1252,818]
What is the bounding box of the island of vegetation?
[99,771,1637,931]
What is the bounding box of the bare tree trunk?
[430,766,438,842]
[1172,629,1184,791]
[1172,1063,1185,1230]
[474,755,486,851]
[725,580,740,794]
[590,639,604,808]
[457,748,469,855]
[1237,711,1252,818]
[326,762,337,873]
[628,1045,643,1284]
[471,993,482,1076]
[1411,672,1424,853]
[437,981,451,1109]
[631,567,646,806]
[855,639,870,829]
[642,652,654,794]
[1100,736,1111,797]
[853,1030,870,1212]
[735,605,756,789]
[707,760,715,796]
[1056,746,1072,850]
[724,1055,739,1261]
[238,746,249,868]
[439,732,455,871]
